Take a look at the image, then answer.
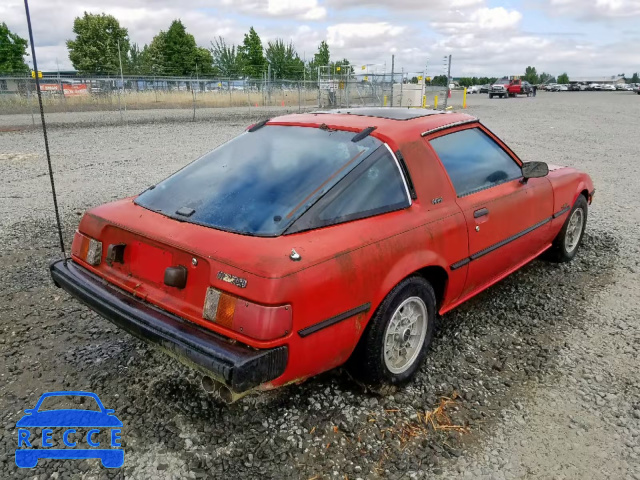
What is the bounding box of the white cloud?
[543,0,640,18]
[267,0,327,20]
[327,22,405,48]
[1,0,639,77]
[326,0,483,9]
[431,7,522,35]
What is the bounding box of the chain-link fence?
[0,73,459,129]
[318,77,449,109]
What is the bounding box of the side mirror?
[24,409,34,415]
[521,161,549,182]
[105,409,115,415]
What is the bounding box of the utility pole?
[400,67,403,107]
[444,54,452,110]
[117,39,126,119]
[390,54,395,107]
[267,61,272,106]
[56,58,63,101]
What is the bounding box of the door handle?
[474,208,489,218]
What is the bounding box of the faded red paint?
[69,111,594,390]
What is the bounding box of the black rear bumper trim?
[50,260,287,393]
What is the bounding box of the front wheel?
[489,94,494,99]
[547,195,588,262]
[348,276,436,385]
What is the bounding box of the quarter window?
[287,147,410,233]
[429,128,522,196]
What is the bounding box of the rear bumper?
[50,259,287,393]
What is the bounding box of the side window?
[429,128,522,196]
[287,147,410,233]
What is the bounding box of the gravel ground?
[0,91,638,479]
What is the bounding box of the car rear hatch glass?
[134,125,382,236]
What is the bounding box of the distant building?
[569,76,625,85]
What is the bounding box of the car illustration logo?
[15,391,123,468]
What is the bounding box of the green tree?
[307,40,330,80]
[265,39,304,79]
[523,65,539,84]
[333,58,353,75]
[238,27,265,78]
[557,72,569,84]
[631,72,640,83]
[194,47,214,75]
[144,20,212,76]
[164,20,209,75]
[431,75,448,86]
[314,40,330,66]
[67,13,129,74]
[0,22,29,73]
[539,72,554,84]
[210,36,240,77]
[143,32,167,74]
[127,43,145,74]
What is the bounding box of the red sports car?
[51,108,594,402]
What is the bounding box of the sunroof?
[312,108,447,120]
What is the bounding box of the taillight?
[202,287,291,341]
[71,231,102,266]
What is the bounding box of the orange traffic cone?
[281,100,285,107]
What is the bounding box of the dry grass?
[0,89,319,114]
[370,392,469,475]
[373,391,468,445]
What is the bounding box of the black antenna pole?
[23,0,67,260]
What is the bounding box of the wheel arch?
[355,255,449,349]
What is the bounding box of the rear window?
[135,126,382,236]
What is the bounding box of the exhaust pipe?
[201,375,240,404]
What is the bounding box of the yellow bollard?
[463,88,467,109]
[383,95,387,106]
[434,95,438,110]
[422,95,426,108]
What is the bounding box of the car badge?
[217,271,247,288]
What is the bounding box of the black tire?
[348,276,436,385]
[547,195,588,262]
[489,93,494,99]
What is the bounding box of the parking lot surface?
[1,91,638,479]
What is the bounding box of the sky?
[2,0,640,77]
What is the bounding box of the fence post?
[27,79,35,127]
[434,95,438,110]
[192,86,196,121]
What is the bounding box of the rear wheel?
[489,93,494,99]
[547,195,588,262]
[348,276,436,385]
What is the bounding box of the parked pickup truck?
[507,79,532,97]
[489,79,511,98]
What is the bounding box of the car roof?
[311,107,447,120]
[267,108,478,143]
